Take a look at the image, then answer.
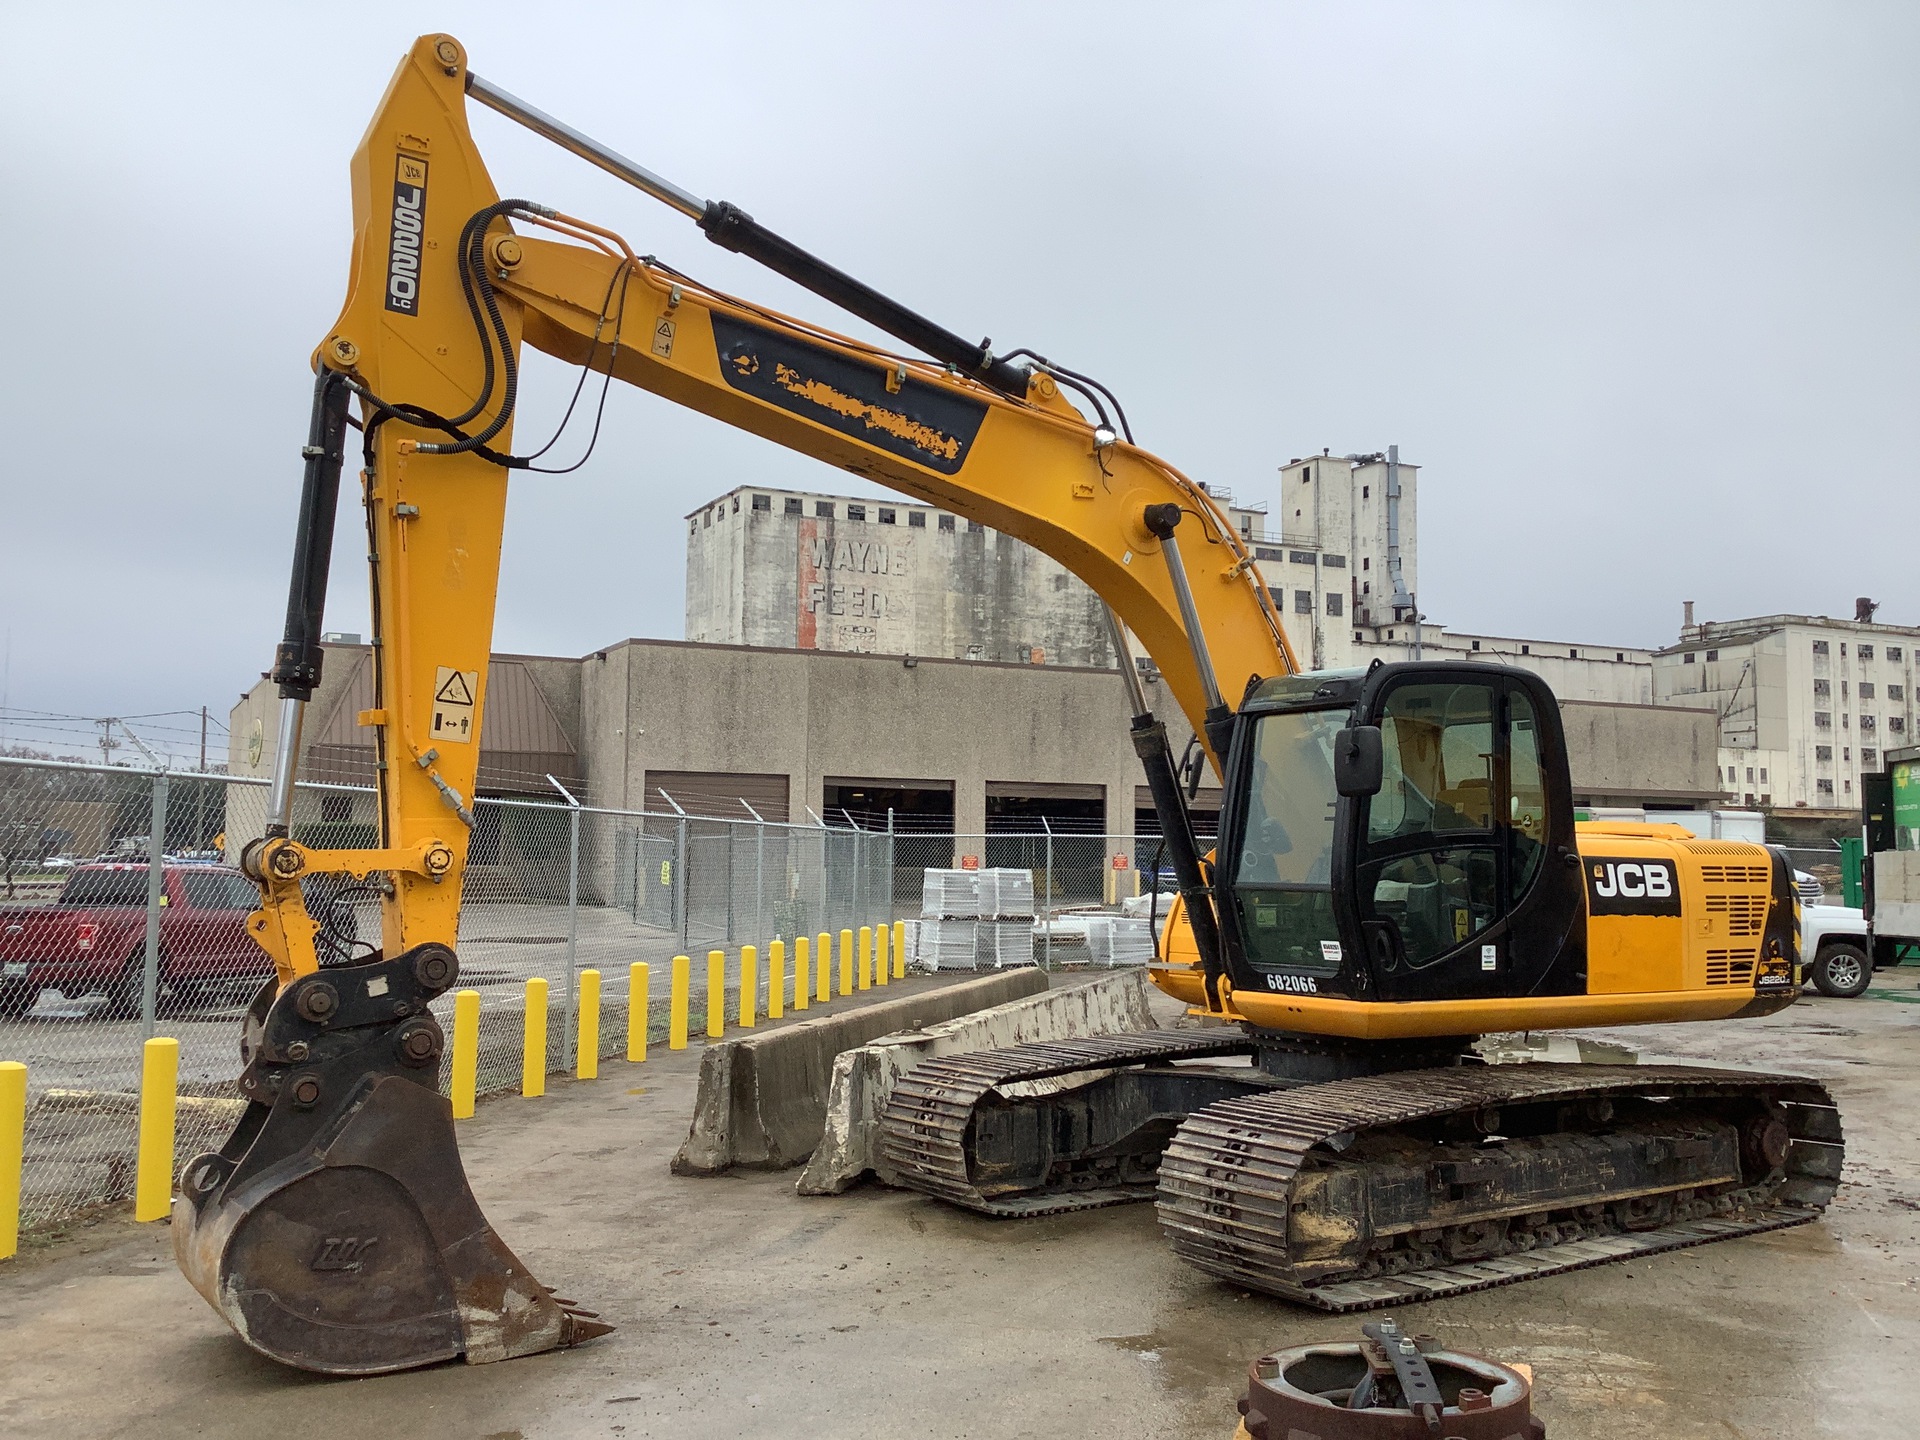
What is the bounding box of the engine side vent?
[1705,948,1758,986]
[1704,894,1767,937]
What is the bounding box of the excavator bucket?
[172,943,611,1374]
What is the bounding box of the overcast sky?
[2,2,1914,755]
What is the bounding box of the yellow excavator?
[175,33,1842,1375]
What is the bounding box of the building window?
[784,497,803,515]
[847,504,866,521]
[1521,644,1531,656]
[1684,652,1695,664]
[1890,683,1905,701]
[1864,749,1878,767]
[688,520,697,536]
[1814,679,1830,696]
[1362,485,1370,499]
[751,493,771,512]
[1324,554,1347,568]
[908,510,926,528]
[1889,646,1904,662]
[1861,682,1876,700]
[968,519,984,533]
[816,501,835,518]
[1363,557,1370,570]
[1861,644,1875,660]
[938,513,955,531]
[1726,765,1737,782]
[1704,649,1717,661]
[1816,745,1833,762]
[1844,747,1851,761]
[1289,550,1316,566]
[1745,767,1755,782]
[729,496,738,513]
[1862,715,1877,731]
[1893,717,1908,734]
[878,507,896,524]
[1817,779,1834,795]
[1760,768,1768,781]
[1841,643,1848,656]
[1326,593,1344,617]
[1815,712,1832,728]
[1354,631,1364,642]
[1616,652,1625,662]
[1842,680,1850,699]
[702,509,712,527]
[1362,581,1371,595]
[1255,545,1284,561]
[1294,590,1313,614]
[1813,640,1829,655]
[1304,467,1313,483]
[1569,648,1579,660]
[1471,640,1481,651]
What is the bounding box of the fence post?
[669,954,690,1049]
[522,978,549,1097]
[576,969,601,1080]
[628,961,649,1062]
[135,1036,179,1222]
[451,989,480,1119]
[1042,818,1054,973]
[707,950,726,1039]
[675,817,691,953]
[142,770,171,1039]
[551,778,583,1070]
[0,1061,25,1260]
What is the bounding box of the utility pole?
[199,707,208,772]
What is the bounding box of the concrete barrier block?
[671,969,1049,1177]
[795,969,1156,1196]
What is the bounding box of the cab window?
[1231,707,1346,971]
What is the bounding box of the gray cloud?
[2,1,1913,733]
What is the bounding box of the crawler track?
[879,1032,1843,1308]
[1157,1062,1841,1309]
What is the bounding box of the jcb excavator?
[176,33,1842,1375]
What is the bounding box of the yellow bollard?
[793,937,810,1012]
[817,932,832,1002]
[451,989,480,1120]
[839,929,854,997]
[669,955,691,1050]
[893,920,907,978]
[135,1037,179,1222]
[859,925,873,990]
[0,1061,25,1260]
[628,962,649,1062]
[875,923,891,987]
[739,945,758,1028]
[523,977,549,1097]
[707,950,726,1039]
[769,940,785,1021]
[577,969,602,1080]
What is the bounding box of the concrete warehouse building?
[684,449,1656,703]
[231,639,1723,842]
[1654,601,1920,825]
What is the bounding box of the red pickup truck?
[0,863,269,1018]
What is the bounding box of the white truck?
[1800,901,1873,998]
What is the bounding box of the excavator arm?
[176,32,1292,1376]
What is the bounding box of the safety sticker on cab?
[431,666,478,743]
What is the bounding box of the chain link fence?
[0,755,895,1234]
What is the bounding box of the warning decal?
[431,666,478,743]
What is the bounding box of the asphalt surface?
[2,973,1916,1438]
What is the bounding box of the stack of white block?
[1084,915,1155,967]
[917,868,1037,970]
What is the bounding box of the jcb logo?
[1593,862,1672,899]
[1586,858,1682,917]
[311,1235,379,1273]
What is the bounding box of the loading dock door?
[644,770,791,822]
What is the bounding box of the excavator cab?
[1213,662,1587,1009]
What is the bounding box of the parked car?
[0,863,268,1017]
[1801,902,1875,999]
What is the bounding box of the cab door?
[1352,671,1584,1000]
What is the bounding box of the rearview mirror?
[1334,725,1384,797]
